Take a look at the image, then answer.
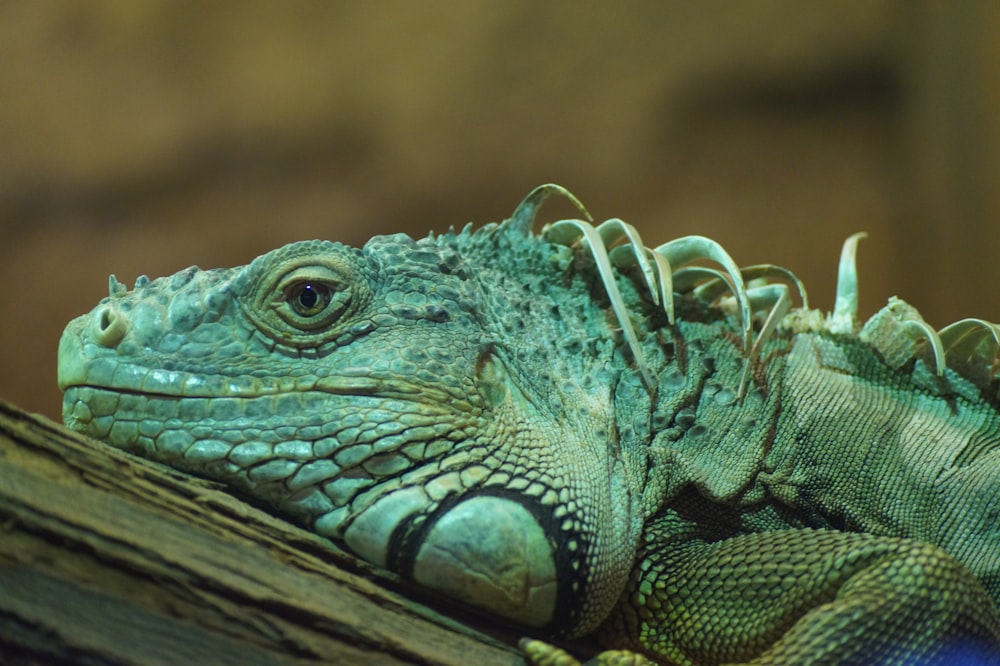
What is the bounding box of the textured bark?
[0,399,528,665]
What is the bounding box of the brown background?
[3,1,1000,420]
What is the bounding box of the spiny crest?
[506,184,1000,396]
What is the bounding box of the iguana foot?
[519,638,657,666]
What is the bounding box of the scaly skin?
[58,188,1000,664]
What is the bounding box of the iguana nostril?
[93,304,126,347]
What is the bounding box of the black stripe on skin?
[387,487,592,636]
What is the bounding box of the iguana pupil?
[291,282,325,315]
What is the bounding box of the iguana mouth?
[61,380,470,484]
[58,318,460,405]
[66,384,180,399]
[60,376,450,402]
[56,302,452,403]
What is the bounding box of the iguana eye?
[275,272,350,332]
[288,282,330,317]
[243,247,369,347]
[263,262,354,334]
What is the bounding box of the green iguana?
[57,185,1000,665]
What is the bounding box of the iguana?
[57,185,1000,665]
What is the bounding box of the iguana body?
[58,186,1000,664]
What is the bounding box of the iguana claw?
[519,638,657,666]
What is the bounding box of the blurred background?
[3,1,1000,419]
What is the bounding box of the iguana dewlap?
[58,185,1000,664]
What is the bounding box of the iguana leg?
[596,527,1000,665]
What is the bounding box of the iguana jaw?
[57,294,483,510]
[58,332,454,403]
[58,349,595,637]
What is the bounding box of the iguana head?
[57,203,648,637]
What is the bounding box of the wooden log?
[0,398,532,665]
